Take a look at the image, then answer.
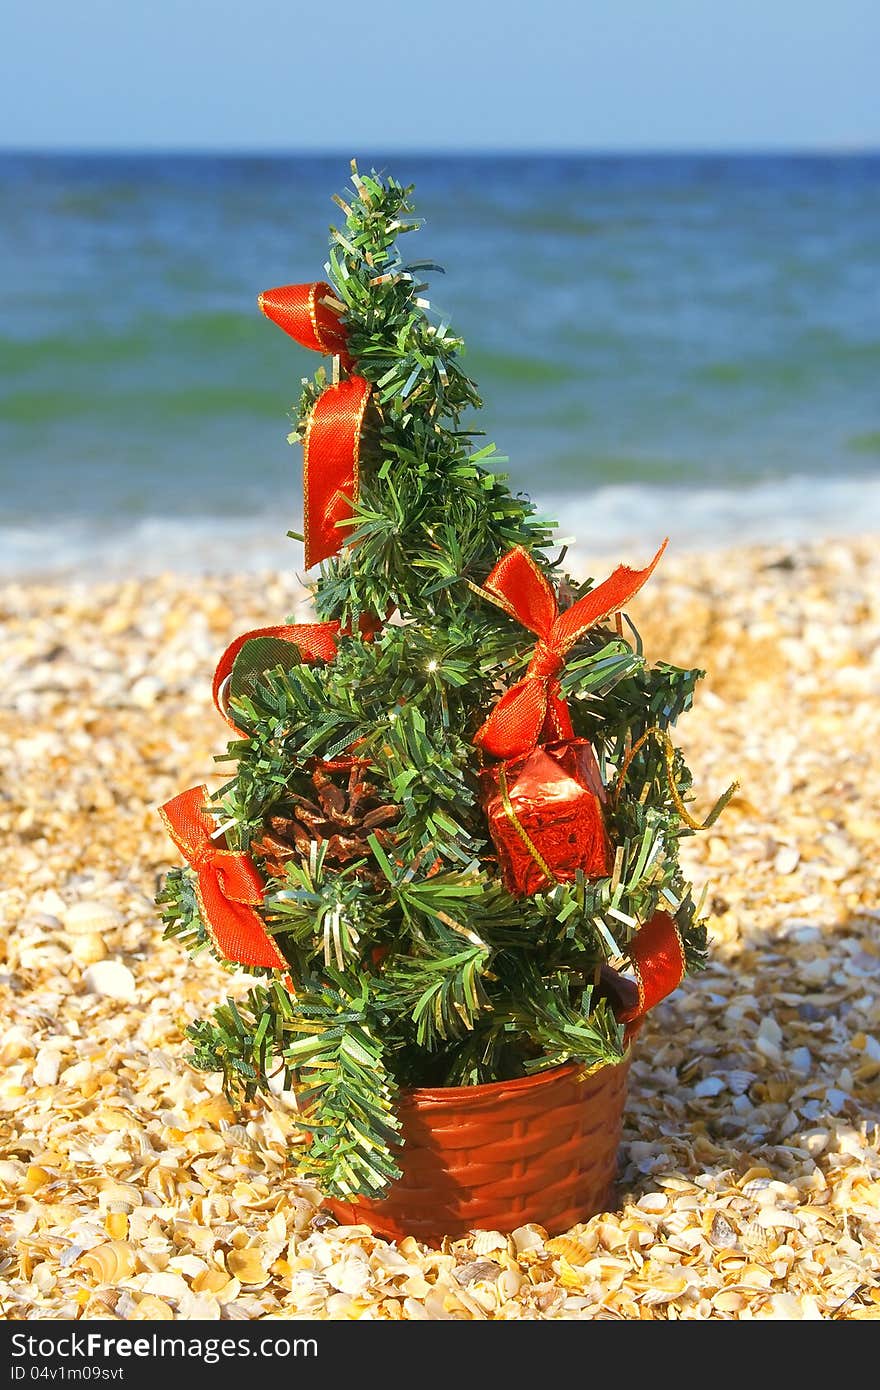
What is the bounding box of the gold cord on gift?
[612,726,738,831]
[497,764,560,886]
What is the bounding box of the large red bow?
[259,281,370,569]
[159,786,287,970]
[475,541,667,761]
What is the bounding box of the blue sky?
[2,0,877,151]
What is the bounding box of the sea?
[1,152,878,578]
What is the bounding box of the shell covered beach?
[1,536,879,1321]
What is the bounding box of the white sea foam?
[3,473,879,580]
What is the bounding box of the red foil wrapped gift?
[479,739,613,897]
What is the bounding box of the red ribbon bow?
[259,281,370,569]
[475,541,667,761]
[159,786,287,970]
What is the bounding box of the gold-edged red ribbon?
[616,910,686,1024]
[212,622,340,731]
[474,541,667,761]
[159,785,287,971]
[259,281,370,568]
[211,611,386,734]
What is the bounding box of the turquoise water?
[1,153,878,574]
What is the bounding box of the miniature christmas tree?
[158,164,734,1204]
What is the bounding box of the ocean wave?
[3,473,879,581]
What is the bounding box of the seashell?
[595,1221,629,1250]
[636,1191,667,1213]
[755,1207,799,1230]
[33,1048,63,1087]
[693,1076,725,1098]
[32,1263,56,1295]
[224,1124,251,1147]
[741,1178,772,1200]
[739,1165,772,1187]
[396,1236,423,1258]
[104,1212,128,1239]
[64,900,123,935]
[662,1210,694,1236]
[497,1268,523,1300]
[468,1284,500,1314]
[773,845,800,876]
[226,1248,270,1284]
[707,1213,739,1247]
[769,1181,799,1203]
[641,1278,689,1306]
[147,1166,179,1200]
[725,1069,756,1095]
[739,1220,769,1250]
[98,1180,143,1213]
[712,1289,746,1313]
[199,1194,230,1224]
[70,933,107,966]
[185,1127,226,1155]
[739,1178,767,1200]
[99,1109,140,1133]
[401,1272,432,1299]
[176,1291,222,1321]
[369,1246,412,1277]
[130,1295,174,1320]
[78,1240,136,1283]
[194,1094,236,1126]
[81,960,136,1001]
[510,1223,547,1255]
[168,1255,207,1279]
[140,1272,189,1300]
[471,1230,508,1255]
[545,1235,593,1265]
[193,1267,240,1300]
[0,1033,32,1064]
[556,1257,589,1291]
[325,1254,371,1297]
[324,1292,355,1318]
[23,1166,51,1194]
[455,1259,501,1286]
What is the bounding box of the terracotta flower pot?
[327,1054,631,1244]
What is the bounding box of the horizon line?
[2,144,878,159]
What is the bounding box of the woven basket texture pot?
[327,1054,631,1243]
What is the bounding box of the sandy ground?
[1,536,878,1320]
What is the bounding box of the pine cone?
[253,763,398,881]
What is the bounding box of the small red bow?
[159,786,287,970]
[475,541,667,761]
[259,281,370,569]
